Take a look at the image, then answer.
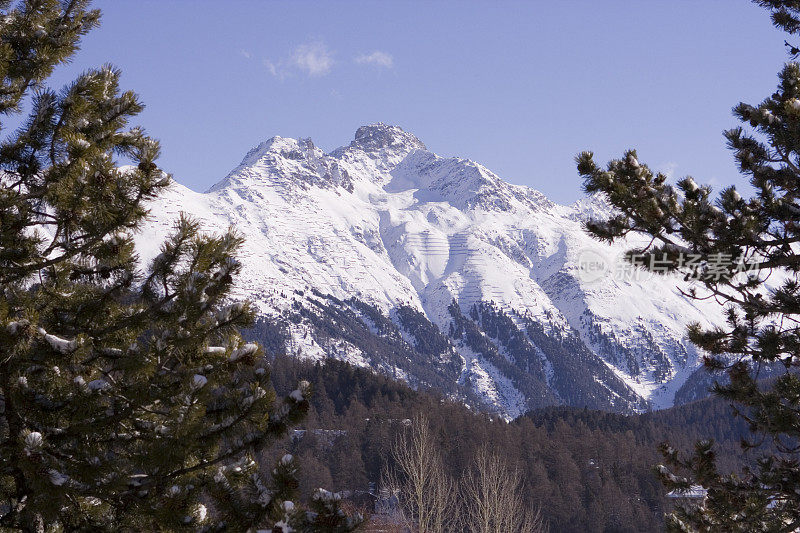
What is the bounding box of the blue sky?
[46,1,788,204]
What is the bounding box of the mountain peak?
[348,123,426,153]
[235,136,319,168]
[146,123,726,417]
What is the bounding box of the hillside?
[264,354,756,533]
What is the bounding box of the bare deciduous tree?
[462,446,547,533]
[385,415,458,533]
[383,417,548,533]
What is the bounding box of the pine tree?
[577,1,800,529]
[0,1,358,530]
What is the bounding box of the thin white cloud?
[239,49,252,59]
[263,58,280,78]
[660,161,678,182]
[355,50,393,68]
[291,41,334,77]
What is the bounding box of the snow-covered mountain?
[137,123,726,418]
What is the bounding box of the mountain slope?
[136,123,726,417]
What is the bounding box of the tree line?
[266,354,758,532]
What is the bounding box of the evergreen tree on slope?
[0,1,358,531]
[577,1,800,530]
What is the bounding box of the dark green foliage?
[673,360,791,405]
[248,294,467,400]
[0,2,358,530]
[576,1,800,528]
[0,0,100,115]
[449,300,645,412]
[394,304,451,358]
[519,311,647,410]
[580,309,680,380]
[245,314,290,356]
[253,293,655,417]
[449,300,557,409]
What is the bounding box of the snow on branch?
[229,343,258,362]
[37,327,80,353]
[204,346,226,355]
